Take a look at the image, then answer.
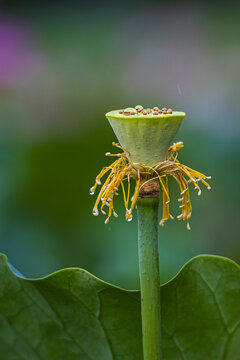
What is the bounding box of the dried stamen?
[91,141,211,229]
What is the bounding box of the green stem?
[137,197,162,360]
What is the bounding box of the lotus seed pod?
[106,108,186,166]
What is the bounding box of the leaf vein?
[198,272,229,333]
[1,315,42,360]
[34,287,92,360]
[222,321,240,360]
[98,295,114,360]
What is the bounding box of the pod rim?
[105,110,186,120]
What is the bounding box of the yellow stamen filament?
[160,177,170,226]
[90,142,211,228]
[121,181,128,210]
[126,176,131,205]
[158,175,170,201]
[129,178,140,216]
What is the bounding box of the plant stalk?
[137,197,162,360]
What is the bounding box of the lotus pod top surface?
[106,109,186,166]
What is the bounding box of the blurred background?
[0,1,239,288]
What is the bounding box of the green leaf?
[0,254,239,360]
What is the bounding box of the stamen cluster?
[90,142,211,229]
[119,105,173,116]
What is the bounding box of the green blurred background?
[0,1,239,288]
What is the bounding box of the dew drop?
[93,209,99,216]
[89,187,95,195]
